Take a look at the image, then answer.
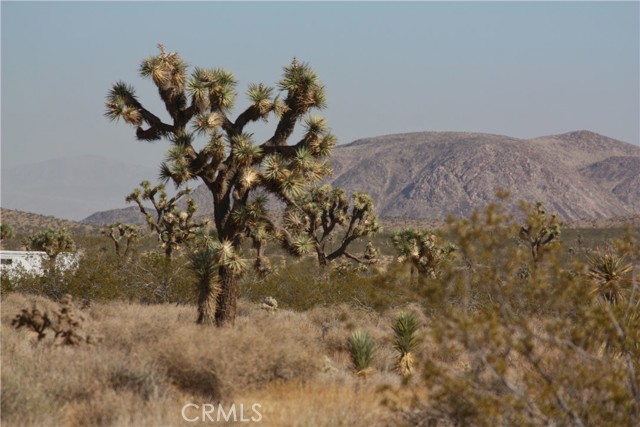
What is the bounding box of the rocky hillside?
[0,208,98,236]
[330,130,639,221]
[83,130,640,224]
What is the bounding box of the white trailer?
[0,251,79,279]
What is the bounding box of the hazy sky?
[2,1,639,173]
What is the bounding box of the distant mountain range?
[329,130,639,220]
[3,131,638,226]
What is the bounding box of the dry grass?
[1,293,416,427]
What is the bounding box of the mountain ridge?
[5,130,636,225]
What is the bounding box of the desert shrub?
[241,257,421,312]
[408,202,640,427]
[11,294,98,345]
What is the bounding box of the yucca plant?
[189,248,220,326]
[588,248,633,304]
[348,330,376,375]
[393,311,420,379]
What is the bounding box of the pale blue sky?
[2,1,639,172]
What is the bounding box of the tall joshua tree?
[284,184,380,266]
[106,45,335,326]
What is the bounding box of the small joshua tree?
[126,181,207,259]
[284,185,381,267]
[0,223,15,241]
[102,223,140,258]
[348,330,376,376]
[393,311,420,380]
[519,201,561,264]
[22,228,76,263]
[392,229,456,279]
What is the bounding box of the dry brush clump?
[11,294,98,345]
[405,201,640,427]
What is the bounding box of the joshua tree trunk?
[215,265,239,327]
[315,244,328,267]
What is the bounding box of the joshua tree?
[23,228,76,264]
[1,223,15,241]
[392,229,456,278]
[283,185,381,266]
[106,45,334,326]
[102,223,141,258]
[519,201,561,264]
[126,181,207,260]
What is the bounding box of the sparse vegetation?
[2,200,639,426]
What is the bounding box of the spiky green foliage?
[126,181,207,259]
[393,311,420,379]
[588,248,633,304]
[22,228,76,260]
[519,201,561,263]
[107,46,336,325]
[283,185,381,266]
[348,331,376,373]
[393,311,420,355]
[188,247,220,325]
[392,229,456,278]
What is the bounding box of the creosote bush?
[410,201,640,427]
